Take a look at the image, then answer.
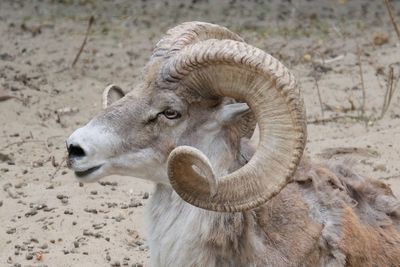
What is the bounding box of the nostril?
[68,144,86,158]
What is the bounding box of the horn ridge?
[163,39,306,212]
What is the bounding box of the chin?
[73,164,109,183]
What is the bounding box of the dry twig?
[380,65,400,119]
[50,157,66,180]
[313,78,325,118]
[357,44,366,117]
[384,0,400,40]
[307,115,364,125]
[72,16,95,67]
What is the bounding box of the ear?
[216,103,256,138]
[102,84,125,109]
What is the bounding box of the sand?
[1,0,399,266]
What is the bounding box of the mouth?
[75,165,103,178]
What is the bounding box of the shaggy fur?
[146,156,400,267]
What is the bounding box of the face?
[66,83,241,184]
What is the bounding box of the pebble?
[84,208,98,214]
[99,181,118,186]
[3,182,12,191]
[6,228,16,234]
[46,184,54,189]
[113,214,125,222]
[64,209,73,215]
[14,182,27,189]
[129,200,142,208]
[90,190,98,195]
[25,253,34,260]
[142,192,149,199]
[43,207,55,212]
[25,208,38,217]
[93,223,106,230]
[73,241,79,248]
[56,194,68,200]
[0,200,3,207]
[111,261,121,267]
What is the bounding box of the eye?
[162,109,181,119]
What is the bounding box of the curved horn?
[152,21,243,59]
[162,39,307,212]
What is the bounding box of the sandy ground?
[1,0,400,266]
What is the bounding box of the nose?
[67,143,86,159]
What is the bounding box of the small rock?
[113,214,125,222]
[3,182,12,191]
[93,223,106,230]
[73,241,79,248]
[25,253,33,260]
[14,182,27,189]
[46,184,54,189]
[142,192,149,199]
[128,200,142,208]
[0,52,15,61]
[43,207,55,212]
[111,261,121,267]
[25,208,38,217]
[64,209,73,215]
[373,32,389,46]
[6,228,16,234]
[99,181,118,186]
[0,200,3,207]
[84,208,98,214]
[0,152,12,162]
[90,190,98,195]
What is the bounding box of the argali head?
[66,22,307,212]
